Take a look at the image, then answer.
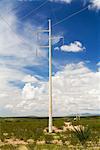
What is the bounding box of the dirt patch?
[0,139,28,146]
[17,145,28,150]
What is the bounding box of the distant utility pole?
[36,19,53,133]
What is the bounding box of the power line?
[19,0,48,21]
[0,13,48,55]
[0,14,27,46]
[0,14,41,57]
[0,13,45,36]
[7,3,25,14]
[0,1,48,34]
[3,0,49,34]
[53,5,88,27]
[0,15,13,31]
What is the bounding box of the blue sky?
[15,0,100,73]
[0,0,100,116]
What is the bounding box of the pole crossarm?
[37,29,49,33]
[51,36,63,39]
[39,45,49,48]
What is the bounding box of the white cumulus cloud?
[55,41,85,52]
[0,1,48,116]
[97,61,100,66]
[97,61,100,72]
[6,62,100,117]
[23,75,38,83]
[89,0,100,10]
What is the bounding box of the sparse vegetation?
[44,134,54,144]
[73,125,91,146]
[0,116,100,149]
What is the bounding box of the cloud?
[54,47,60,51]
[5,62,100,116]
[50,0,100,11]
[0,65,25,113]
[97,61,100,66]
[49,0,73,4]
[23,75,38,83]
[0,1,99,117]
[0,13,47,67]
[97,61,100,71]
[0,1,48,116]
[22,83,37,100]
[89,0,100,10]
[55,41,85,52]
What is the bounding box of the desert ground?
[0,116,100,150]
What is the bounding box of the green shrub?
[44,134,54,144]
[73,125,91,146]
[33,128,43,142]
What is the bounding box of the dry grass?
[0,116,100,149]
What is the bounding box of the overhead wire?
[19,0,48,21]
[52,5,89,27]
[8,0,48,34]
[7,2,25,14]
[0,14,26,44]
[0,0,49,34]
[0,0,49,51]
[0,2,89,53]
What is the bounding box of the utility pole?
[48,19,52,133]
[36,19,53,133]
